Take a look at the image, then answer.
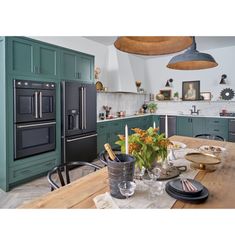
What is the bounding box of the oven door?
[14,88,56,123]
[14,121,56,160]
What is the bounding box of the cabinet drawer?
[207,118,228,127]
[9,159,57,183]
[229,119,235,132]
[229,132,235,142]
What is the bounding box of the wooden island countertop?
[20,136,235,209]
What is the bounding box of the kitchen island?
[20,135,235,209]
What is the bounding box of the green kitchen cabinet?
[152,115,160,129]
[206,118,228,141]
[77,54,94,83]
[109,121,124,149]
[60,49,77,80]
[7,37,59,79]
[97,122,109,154]
[177,117,193,137]
[192,117,206,137]
[140,115,153,130]
[9,157,57,185]
[61,48,94,83]
[125,118,141,134]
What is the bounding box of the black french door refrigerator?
[61,81,97,163]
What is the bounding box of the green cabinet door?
[109,121,124,149]
[192,117,206,137]
[97,123,108,154]
[125,118,141,134]
[61,49,77,80]
[7,37,59,79]
[206,118,228,141]
[37,44,59,78]
[77,54,94,83]
[177,117,193,137]
[152,115,160,129]
[140,116,153,130]
[8,37,35,76]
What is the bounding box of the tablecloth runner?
[93,148,200,209]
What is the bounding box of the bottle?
[104,143,121,162]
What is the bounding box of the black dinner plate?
[165,182,209,203]
[168,178,204,196]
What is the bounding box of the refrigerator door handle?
[81,87,84,129]
[66,133,97,142]
[34,91,38,119]
[39,91,42,118]
[84,87,87,129]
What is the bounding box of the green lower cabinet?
[9,158,57,185]
[97,123,108,153]
[177,117,193,137]
[192,117,206,137]
[140,115,153,130]
[109,121,124,149]
[206,118,228,141]
[152,115,160,129]
[177,116,228,140]
[125,118,141,134]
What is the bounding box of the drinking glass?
[118,181,136,208]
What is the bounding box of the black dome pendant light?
[167,37,218,70]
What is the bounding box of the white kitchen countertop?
[97,112,235,123]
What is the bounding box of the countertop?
[97,112,235,123]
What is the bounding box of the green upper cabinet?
[60,49,77,80]
[77,54,94,83]
[60,48,94,83]
[36,43,59,78]
[7,37,59,79]
[7,37,35,76]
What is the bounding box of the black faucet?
[190,105,200,115]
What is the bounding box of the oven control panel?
[14,79,56,90]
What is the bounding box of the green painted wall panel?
[0,38,7,191]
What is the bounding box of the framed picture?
[182,80,200,101]
[159,89,172,100]
[200,92,212,101]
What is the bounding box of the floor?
[0,160,104,209]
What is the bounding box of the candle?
[125,124,129,154]
[153,121,156,129]
[165,115,168,138]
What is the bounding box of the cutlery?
[185,179,198,192]
[181,178,198,192]
[180,179,187,192]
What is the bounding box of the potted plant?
[116,127,172,170]
[147,102,157,113]
[173,92,179,101]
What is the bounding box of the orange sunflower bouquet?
[116,127,172,170]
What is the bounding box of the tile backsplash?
[97,92,148,117]
[97,92,235,118]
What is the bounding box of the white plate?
[169,141,187,150]
[199,145,226,153]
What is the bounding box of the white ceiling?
[85,36,235,51]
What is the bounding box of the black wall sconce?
[220,74,227,84]
[165,78,173,87]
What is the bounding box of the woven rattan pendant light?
[167,37,218,70]
[114,36,193,55]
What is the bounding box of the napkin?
[93,192,119,209]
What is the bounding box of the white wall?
[106,45,146,92]
[145,46,235,101]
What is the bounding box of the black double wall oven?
[14,79,56,160]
